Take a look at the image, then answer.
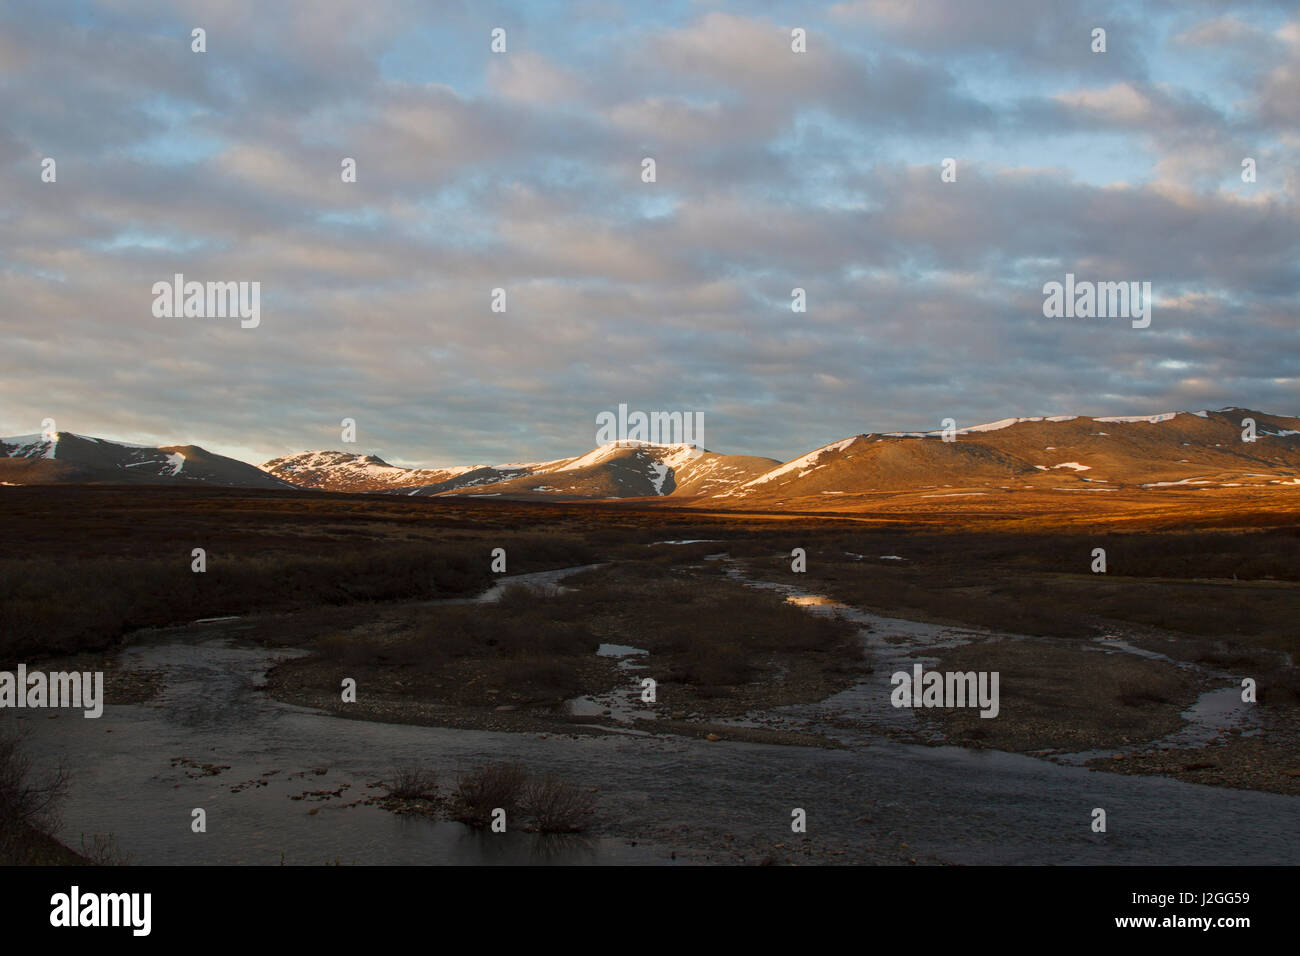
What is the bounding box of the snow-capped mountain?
[262,442,778,499]
[0,432,293,489]
[401,442,779,499]
[7,407,1298,504]
[259,450,491,493]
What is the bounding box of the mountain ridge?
[0,432,293,490]
[5,407,1298,504]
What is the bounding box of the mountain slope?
[403,443,779,499]
[0,433,293,489]
[259,450,488,493]
[713,408,1300,507]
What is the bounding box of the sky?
[2,0,1297,468]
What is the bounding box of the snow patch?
[1094,412,1177,424]
[2,434,57,459]
[962,417,1033,432]
[741,437,857,488]
[1141,477,1212,487]
[648,462,670,495]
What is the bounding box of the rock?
[705,733,721,741]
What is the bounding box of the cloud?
[0,1,1296,466]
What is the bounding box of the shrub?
[0,731,69,845]
[1116,671,1183,706]
[387,765,439,801]
[449,762,529,828]
[79,832,133,866]
[522,774,596,832]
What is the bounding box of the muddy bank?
[906,638,1201,753]
[1084,736,1300,796]
[262,561,869,748]
[27,649,166,708]
[264,673,847,750]
[260,557,1297,796]
[712,557,1300,797]
[914,630,1299,796]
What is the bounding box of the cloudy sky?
[2,0,1297,468]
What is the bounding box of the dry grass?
[0,522,597,663]
[0,730,72,864]
[747,528,1300,658]
[522,775,596,832]
[78,833,133,866]
[0,545,489,661]
[1116,670,1185,706]
[387,765,439,802]
[449,762,530,828]
[445,764,596,832]
[917,640,1201,752]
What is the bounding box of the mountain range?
[4,408,1299,507]
[0,432,291,490]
